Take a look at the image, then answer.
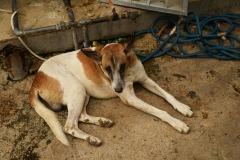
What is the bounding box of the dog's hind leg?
[139,77,193,117]
[79,95,114,127]
[119,82,190,133]
[49,102,62,112]
[63,87,102,146]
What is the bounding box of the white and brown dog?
[29,36,193,146]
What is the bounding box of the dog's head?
[81,36,135,93]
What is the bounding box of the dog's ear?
[123,33,135,56]
[81,46,103,64]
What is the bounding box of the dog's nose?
[114,87,123,93]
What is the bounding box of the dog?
[29,36,193,146]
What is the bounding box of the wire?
[134,12,240,62]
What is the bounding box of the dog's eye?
[105,66,112,73]
[120,63,126,70]
[120,63,126,72]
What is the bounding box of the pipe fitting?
[67,9,75,22]
[60,21,66,30]
[11,0,141,38]
[13,28,24,37]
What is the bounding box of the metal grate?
[100,0,188,15]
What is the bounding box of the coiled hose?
[134,12,240,63]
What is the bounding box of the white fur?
[32,90,70,146]
[31,46,193,146]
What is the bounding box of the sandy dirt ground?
[1,1,240,160]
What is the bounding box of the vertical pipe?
[11,0,19,29]
[147,0,151,6]
[83,25,90,47]
[183,0,188,12]
[63,0,71,7]
[165,0,168,8]
[71,27,79,50]
[63,0,79,50]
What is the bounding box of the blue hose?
[134,12,240,62]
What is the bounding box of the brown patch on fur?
[86,136,90,141]
[127,51,138,68]
[29,87,37,109]
[77,50,109,85]
[102,44,138,70]
[101,44,128,69]
[29,71,63,108]
[84,119,89,122]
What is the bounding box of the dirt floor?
[1,2,240,160]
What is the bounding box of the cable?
[134,12,240,62]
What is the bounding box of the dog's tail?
[29,89,70,146]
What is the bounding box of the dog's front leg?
[139,77,193,117]
[118,83,190,133]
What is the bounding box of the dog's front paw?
[175,102,193,118]
[86,136,102,146]
[172,119,190,134]
[98,118,114,127]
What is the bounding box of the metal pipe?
[11,0,19,29]
[79,11,141,25]
[82,25,90,47]
[11,0,60,36]
[71,27,79,50]
[63,0,79,50]
[21,25,59,35]
[11,0,141,37]
[63,0,72,7]
[165,0,168,8]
